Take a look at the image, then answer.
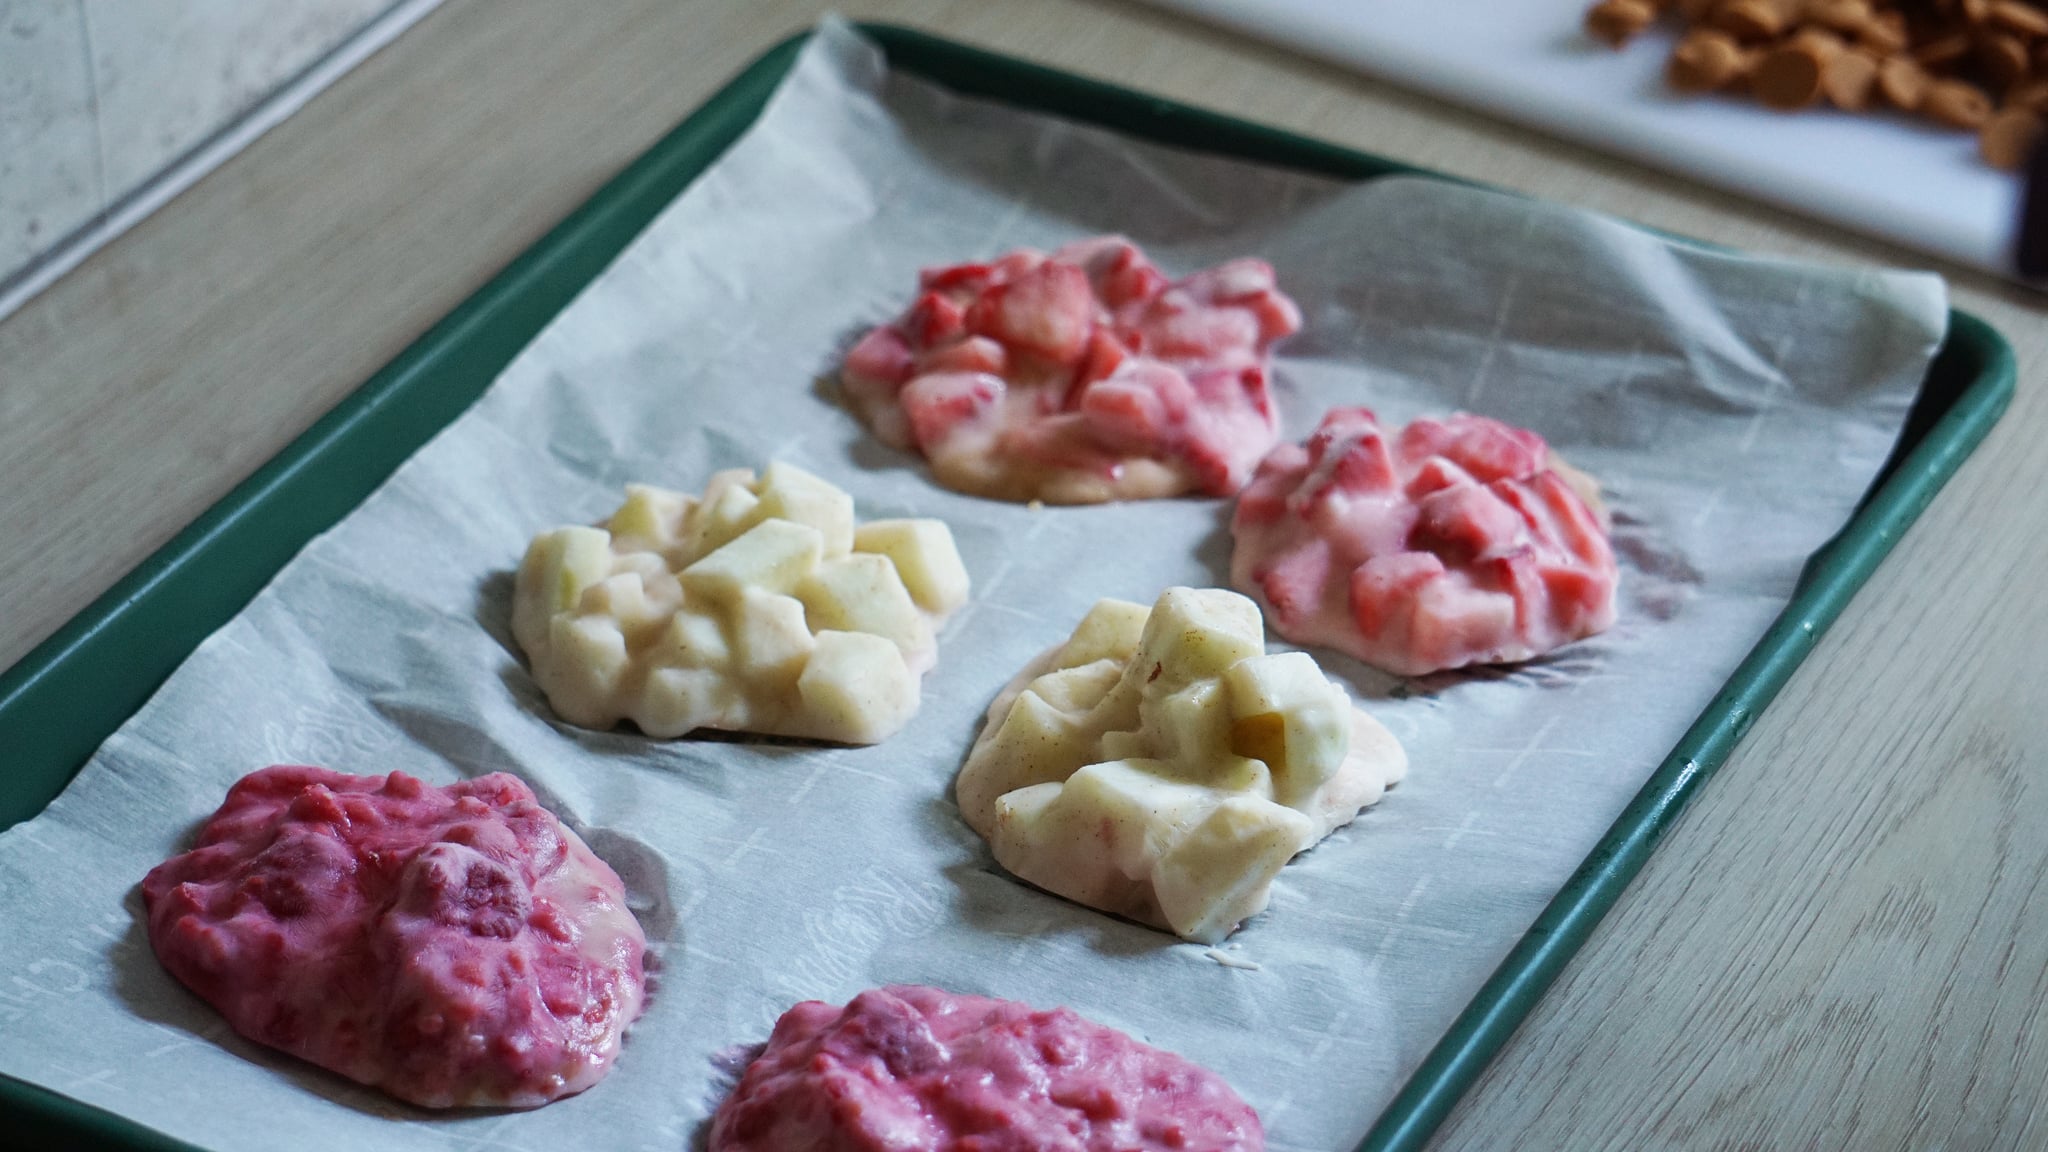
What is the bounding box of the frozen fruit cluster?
[513,463,969,744]
[956,587,1406,943]
[842,236,1301,504]
[1232,407,1618,677]
[141,766,646,1109]
[711,985,1264,1152]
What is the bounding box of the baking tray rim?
[0,21,2016,1152]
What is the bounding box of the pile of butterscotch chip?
[1585,0,2048,169]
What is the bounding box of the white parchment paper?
[0,20,1946,1152]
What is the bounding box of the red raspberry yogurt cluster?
[1232,407,1618,677]
[142,766,647,1109]
[710,985,1264,1152]
[842,237,1301,503]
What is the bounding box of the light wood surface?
[3,1,2043,1148]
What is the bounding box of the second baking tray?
[0,22,2014,1152]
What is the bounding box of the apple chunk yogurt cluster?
[841,236,1302,503]
[1232,408,1619,678]
[142,767,646,1109]
[513,463,969,744]
[956,587,1407,943]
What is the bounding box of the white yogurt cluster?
[955,587,1406,943]
[512,463,969,744]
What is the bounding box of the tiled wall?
[0,0,406,293]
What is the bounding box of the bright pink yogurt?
[842,237,1300,503]
[710,986,1263,1152]
[1232,407,1618,676]
[141,766,646,1108]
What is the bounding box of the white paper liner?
[0,19,1945,1152]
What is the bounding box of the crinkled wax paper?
[0,18,1944,1152]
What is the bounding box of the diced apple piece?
[729,589,814,693]
[1044,759,1217,881]
[679,520,824,603]
[646,608,728,670]
[755,462,856,558]
[796,554,931,660]
[680,471,765,558]
[1129,588,1263,688]
[607,484,691,546]
[1152,797,1313,943]
[852,519,970,616]
[635,666,744,738]
[795,631,918,744]
[577,572,668,647]
[540,615,629,727]
[1023,658,1123,715]
[1223,652,1349,809]
[1147,680,1232,768]
[957,585,1407,941]
[956,690,1088,837]
[512,526,613,657]
[1054,599,1150,669]
[988,761,1210,929]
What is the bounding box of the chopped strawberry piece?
[1235,365,1275,422]
[1349,552,1444,639]
[1067,329,1131,405]
[1079,365,1190,454]
[846,236,1297,502]
[1195,258,1277,302]
[1407,581,1517,671]
[1411,483,1527,564]
[1524,471,1612,565]
[903,292,966,348]
[918,335,1008,377]
[901,372,1002,449]
[967,262,1095,365]
[1485,550,1547,633]
[1438,415,1548,482]
[844,327,915,389]
[990,249,1048,282]
[1139,308,1261,363]
[1235,405,1618,675]
[1246,291,1304,343]
[1050,235,1128,270]
[1257,538,1333,627]
[919,261,994,295]
[1403,456,1473,501]
[1325,431,1398,497]
[1395,418,1457,466]
[1234,471,1292,527]
[1305,407,1377,465]
[1179,421,1245,495]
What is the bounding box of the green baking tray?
[0,22,2013,1152]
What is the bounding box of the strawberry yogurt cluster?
[142,766,646,1109]
[841,236,1301,503]
[1231,407,1618,677]
[710,985,1264,1152]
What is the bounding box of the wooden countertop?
[4,1,2044,1147]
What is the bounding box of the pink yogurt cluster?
[142,766,647,1109]
[842,237,1301,503]
[1231,407,1618,677]
[710,985,1263,1152]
